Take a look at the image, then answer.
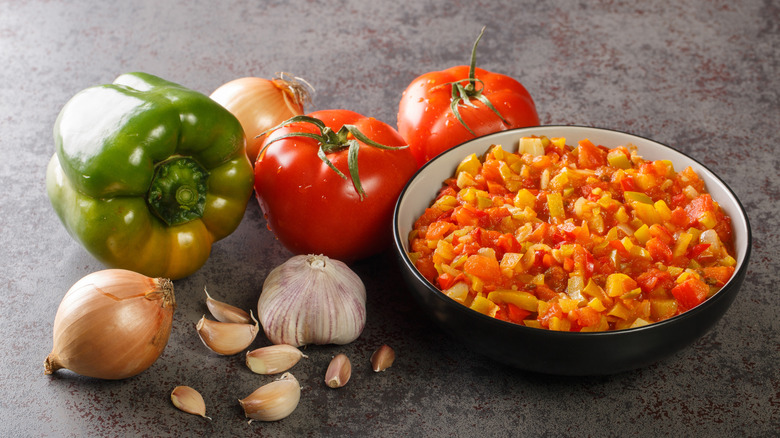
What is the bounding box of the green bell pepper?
[46,72,254,279]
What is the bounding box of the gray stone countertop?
[1,1,777,436]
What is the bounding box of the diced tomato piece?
[636,268,674,293]
[464,254,501,283]
[577,139,607,169]
[671,277,709,310]
[685,194,715,226]
[425,221,454,241]
[534,284,559,301]
[670,207,689,228]
[415,257,437,282]
[620,176,637,192]
[414,206,445,228]
[538,302,563,328]
[649,224,674,245]
[437,272,461,290]
[646,237,673,264]
[702,266,735,287]
[572,306,601,327]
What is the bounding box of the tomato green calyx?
[261,115,407,201]
[147,156,209,226]
[436,26,508,136]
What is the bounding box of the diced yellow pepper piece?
[490,144,507,161]
[625,191,654,204]
[699,211,717,229]
[605,273,634,297]
[487,290,539,312]
[634,202,661,225]
[477,195,493,209]
[615,206,630,223]
[433,194,458,211]
[547,193,565,219]
[550,137,566,150]
[588,297,606,312]
[721,255,737,267]
[633,224,651,244]
[654,200,672,221]
[558,298,580,313]
[607,149,632,169]
[673,232,693,257]
[620,287,642,300]
[469,295,499,317]
[629,318,650,328]
[524,320,543,329]
[583,279,606,299]
[456,171,478,189]
[514,189,536,209]
[549,316,572,331]
[456,153,482,176]
[607,302,631,320]
[433,239,455,263]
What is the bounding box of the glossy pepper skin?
[46,72,254,279]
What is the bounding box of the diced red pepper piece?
[506,303,531,324]
[688,243,711,260]
[609,240,632,259]
[671,277,709,310]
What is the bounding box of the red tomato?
[254,110,418,262]
[397,30,539,166]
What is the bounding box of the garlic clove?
[196,311,259,355]
[171,385,211,420]
[370,344,396,372]
[324,353,351,388]
[246,344,307,375]
[204,286,251,324]
[239,372,301,422]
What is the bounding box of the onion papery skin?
[45,269,176,380]
[210,76,307,164]
[258,255,366,347]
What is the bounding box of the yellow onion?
[210,74,311,164]
[44,269,176,380]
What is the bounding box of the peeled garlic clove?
[239,372,301,422]
[196,311,259,355]
[204,286,251,324]
[324,353,351,388]
[246,344,307,375]
[370,344,395,372]
[171,386,211,420]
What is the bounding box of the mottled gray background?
[1,0,778,436]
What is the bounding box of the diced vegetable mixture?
[409,136,737,332]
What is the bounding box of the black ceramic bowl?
[392,126,751,376]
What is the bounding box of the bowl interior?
[394,125,751,316]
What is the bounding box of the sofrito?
[409,136,736,332]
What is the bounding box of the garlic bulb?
[257,254,366,347]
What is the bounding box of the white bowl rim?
[392,124,752,337]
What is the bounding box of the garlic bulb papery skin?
[258,254,366,347]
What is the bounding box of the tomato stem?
[259,115,407,200]
[435,26,509,136]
